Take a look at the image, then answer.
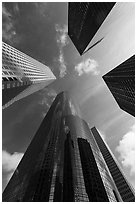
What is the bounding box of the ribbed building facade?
[91,127,135,202]
[2,42,56,109]
[103,55,135,116]
[68,2,115,55]
[2,92,125,202]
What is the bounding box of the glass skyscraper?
[103,55,135,117]
[2,92,134,202]
[2,42,56,109]
[68,2,116,55]
[91,127,135,202]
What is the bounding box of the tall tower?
[3,92,131,202]
[68,2,115,55]
[91,127,135,202]
[103,55,135,117]
[2,42,56,109]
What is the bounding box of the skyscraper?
[91,127,135,202]
[68,2,116,55]
[3,92,133,202]
[103,55,135,117]
[2,42,56,109]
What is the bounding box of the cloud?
[75,58,99,76]
[2,150,24,172]
[116,125,135,175]
[55,24,68,47]
[2,3,23,46]
[58,51,67,78]
[2,150,24,187]
[2,4,16,43]
[55,24,68,78]
[38,88,57,118]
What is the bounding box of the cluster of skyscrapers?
[68,2,135,118]
[2,2,135,202]
[2,92,135,202]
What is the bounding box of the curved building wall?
[3,92,124,201]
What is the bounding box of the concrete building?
[2,42,56,109]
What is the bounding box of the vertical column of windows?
[78,138,109,201]
[72,133,89,201]
[78,120,118,201]
[89,131,121,201]
[49,163,57,201]
[47,110,63,201]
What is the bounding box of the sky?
[2,2,135,191]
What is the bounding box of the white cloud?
[116,125,135,175]
[2,150,24,185]
[58,51,67,78]
[75,58,100,76]
[2,150,24,172]
[55,24,68,47]
[55,24,68,78]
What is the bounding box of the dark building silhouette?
[103,55,135,117]
[68,2,116,55]
[91,127,135,202]
[3,92,132,201]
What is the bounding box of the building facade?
[2,42,56,109]
[3,92,133,202]
[103,55,135,117]
[68,2,115,55]
[91,127,135,202]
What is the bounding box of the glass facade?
[103,55,135,117]
[3,92,122,201]
[68,2,115,55]
[2,42,56,109]
[91,127,135,202]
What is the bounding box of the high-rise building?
[91,127,135,202]
[2,42,56,109]
[68,2,116,55]
[3,92,133,202]
[103,55,135,117]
